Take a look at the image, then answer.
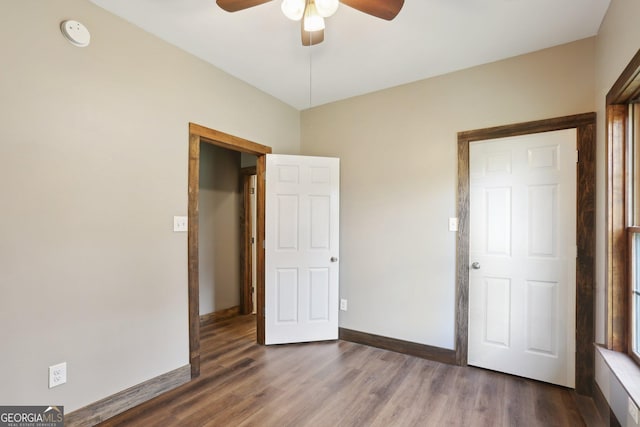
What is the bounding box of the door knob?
[330,257,338,262]
[471,262,481,270]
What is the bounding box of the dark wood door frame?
[455,113,596,395]
[188,123,271,378]
[240,166,257,315]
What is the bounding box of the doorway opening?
[197,144,252,324]
[455,113,596,394]
[188,123,272,378]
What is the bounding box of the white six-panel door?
[468,129,576,387]
[265,154,340,345]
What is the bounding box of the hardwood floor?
[99,315,596,426]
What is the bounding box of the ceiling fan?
[216,0,404,46]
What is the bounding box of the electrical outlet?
[49,362,67,388]
[173,216,188,232]
[629,397,639,424]
[340,299,348,311]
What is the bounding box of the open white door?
[468,129,576,388]
[265,154,340,345]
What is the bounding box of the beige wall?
[594,0,640,344]
[301,38,596,349]
[1,0,633,417]
[199,144,242,315]
[593,1,640,424]
[0,0,299,412]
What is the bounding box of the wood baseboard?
[339,328,457,365]
[65,364,191,427]
[199,306,240,325]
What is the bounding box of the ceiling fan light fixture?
[314,0,339,17]
[303,1,325,32]
[281,0,305,21]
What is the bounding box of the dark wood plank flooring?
[99,315,595,426]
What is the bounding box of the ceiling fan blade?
[216,0,272,12]
[339,0,404,20]
[301,23,324,46]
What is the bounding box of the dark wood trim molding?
[456,112,596,395]
[605,49,640,354]
[606,48,640,105]
[189,123,272,156]
[188,133,201,378]
[188,123,271,376]
[65,365,191,427]
[256,155,267,345]
[199,306,241,325]
[576,120,597,395]
[240,167,257,315]
[457,113,596,142]
[339,328,457,365]
[240,173,251,315]
[607,105,628,352]
[455,137,470,366]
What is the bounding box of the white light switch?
[173,216,188,232]
[448,217,458,232]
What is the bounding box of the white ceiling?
[89,0,610,110]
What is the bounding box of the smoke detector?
[60,20,90,47]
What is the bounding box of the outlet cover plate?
[173,216,188,232]
[340,299,348,311]
[49,362,67,388]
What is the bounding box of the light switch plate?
[448,217,458,232]
[173,216,188,232]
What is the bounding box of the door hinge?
[250,187,255,195]
[576,150,579,163]
[251,237,255,244]
[262,240,265,249]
